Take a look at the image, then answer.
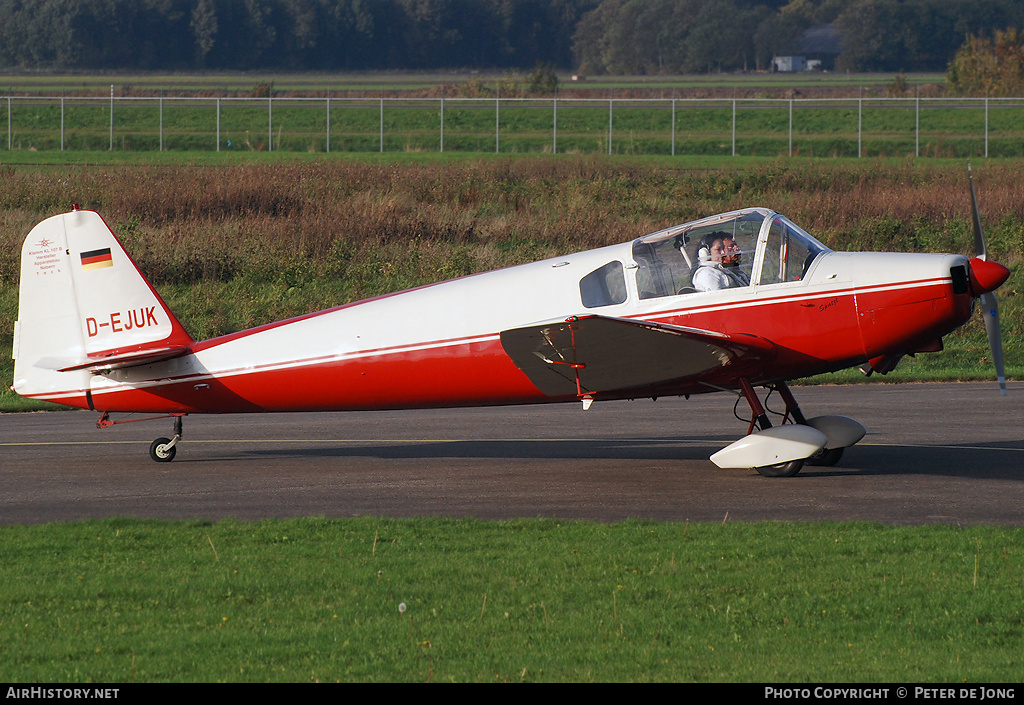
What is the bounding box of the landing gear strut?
[149,415,184,463]
[771,383,844,467]
[737,379,806,477]
[721,380,863,475]
[97,412,186,463]
[724,379,802,479]
[727,379,856,476]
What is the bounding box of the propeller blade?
[969,165,1006,395]
[980,292,1007,396]
[968,164,987,260]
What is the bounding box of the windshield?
[632,209,767,299]
[758,216,830,285]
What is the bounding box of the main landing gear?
[97,412,186,463]
[709,379,866,478]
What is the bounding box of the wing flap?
[499,315,775,398]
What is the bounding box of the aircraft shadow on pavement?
[239,436,734,462]
[795,441,1024,480]
[228,435,1024,480]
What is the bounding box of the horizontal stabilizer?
[56,345,191,372]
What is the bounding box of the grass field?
[0,71,949,96]
[2,518,1022,682]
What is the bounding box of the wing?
[499,314,775,398]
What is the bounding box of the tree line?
[947,28,1024,96]
[573,0,1024,75]
[1,0,1023,77]
[0,0,592,72]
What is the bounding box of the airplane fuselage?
[45,245,974,415]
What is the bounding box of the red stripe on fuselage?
[86,337,548,413]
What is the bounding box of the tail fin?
[12,208,193,405]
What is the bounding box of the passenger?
[691,232,749,291]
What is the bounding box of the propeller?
[968,164,1007,395]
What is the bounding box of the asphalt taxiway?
[1,382,1021,525]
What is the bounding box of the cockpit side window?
[633,238,691,299]
[580,261,628,308]
[633,213,761,298]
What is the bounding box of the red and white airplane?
[12,176,1009,476]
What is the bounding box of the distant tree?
[832,0,907,72]
[683,0,764,73]
[191,0,219,67]
[753,12,808,70]
[573,0,710,75]
[886,71,910,96]
[133,0,195,71]
[527,61,559,93]
[19,0,83,68]
[947,29,1024,96]
[492,0,594,69]
[832,0,1024,73]
[201,0,277,68]
[313,0,379,70]
[571,0,617,74]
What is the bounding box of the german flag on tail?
[80,248,113,271]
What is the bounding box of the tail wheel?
[755,459,804,478]
[149,437,176,463]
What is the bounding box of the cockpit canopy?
[630,208,830,299]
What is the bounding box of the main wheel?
[755,459,804,478]
[806,447,844,467]
[149,437,176,463]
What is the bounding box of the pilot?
[721,236,751,286]
[691,232,749,291]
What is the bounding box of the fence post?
[731,99,736,157]
[495,97,500,153]
[788,99,793,157]
[440,96,444,153]
[109,85,114,151]
[608,99,612,155]
[159,97,163,152]
[985,97,989,158]
[671,99,676,156]
[326,98,330,153]
[268,96,273,152]
[61,96,65,151]
[7,96,10,150]
[380,98,384,153]
[216,98,220,152]
[552,96,557,154]
[858,97,862,157]
[915,94,919,157]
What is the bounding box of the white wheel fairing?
[710,425,828,470]
[804,415,866,449]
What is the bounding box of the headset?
[697,232,727,264]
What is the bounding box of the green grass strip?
[1,518,1021,682]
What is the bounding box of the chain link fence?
[6,95,1024,158]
